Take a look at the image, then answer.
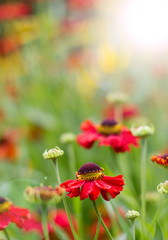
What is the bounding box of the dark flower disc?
[77,162,102,174]
[101,119,117,126]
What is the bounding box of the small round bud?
[24,185,64,203]
[43,146,64,160]
[157,180,168,194]
[131,124,155,137]
[125,210,140,220]
[60,133,76,144]
[106,92,129,104]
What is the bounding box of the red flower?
[77,119,138,152]
[104,104,139,120]
[0,3,32,21]
[0,197,29,230]
[23,209,77,240]
[0,129,21,162]
[151,153,168,167]
[60,162,124,201]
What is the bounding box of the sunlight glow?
[121,0,168,50]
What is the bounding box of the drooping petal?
[10,212,24,228]
[67,180,85,189]
[10,206,29,217]
[94,180,112,190]
[100,188,117,201]
[23,218,43,234]
[80,181,92,200]
[89,181,100,201]
[77,132,99,149]
[102,175,125,187]
[0,212,10,230]
[67,187,81,198]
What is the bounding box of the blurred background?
[0,0,168,239]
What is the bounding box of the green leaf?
[154,222,163,240]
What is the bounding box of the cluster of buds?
[125,210,140,220]
[24,185,65,203]
[157,180,168,194]
[43,146,64,160]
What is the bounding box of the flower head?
[24,185,64,203]
[0,196,29,230]
[151,153,168,167]
[125,210,140,220]
[106,92,129,105]
[157,180,168,194]
[131,124,155,137]
[60,162,124,201]
[43,146,64,160]
[60,132,76,144]
[77,119,138,152]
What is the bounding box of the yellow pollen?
[76,170,104,181]
[0,200,12,213]
[97,124,122,135]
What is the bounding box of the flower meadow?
[1,0,168,240]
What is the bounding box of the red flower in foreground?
[77,119,138,152]
[60,162,124,201]
[23,209,77,240]
[151,153,168,167]
[0,197,29,230]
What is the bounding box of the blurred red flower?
[60,162,124,201]
[77,119,138,152]
[0,3,32,21]
[0,197,29,230]
[23,209,77,240]
[103,104,139,120]
[0,129,21,162]
[67,0,96,10]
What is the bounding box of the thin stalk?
[131,220,135,240]
[93,201,114,240]
[93,214,101,240]
[67,143,76,175]
[4,229,10,240]
[140,137,147,239]
[66,143,83,239]
[41,203,50,240]
[110,148,119,174]
[52,159,79,240]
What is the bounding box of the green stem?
[67,143,76,175]
[41,203,50,240]
[149,196,168,230]
[131,220,135,240]
[140,137,147,239]
[93,201,114,240]
[52,160,79,240]
[66,143,83,239]
[110,148,119,174]
[4,229,10,240]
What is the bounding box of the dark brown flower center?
[76,163,104,181]
[97,119,122,135]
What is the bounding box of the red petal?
[10,206,29,217]
[67,187,81,198]
[80,182,92,200]
[67,180,85,189]
[0,212,10,230]
[76,132,98,149]
[80,120,97,131]
[95,180,112,190]
[102,175,125,187]
[23,218,43,234]
[89,182,100,201]
[100,189,116,201]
